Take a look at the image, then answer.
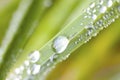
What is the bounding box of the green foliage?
[0,0,120,80]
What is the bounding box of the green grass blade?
[0,0,20,46]
[0,0,33,63]
[5,0,120,80]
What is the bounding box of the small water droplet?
[90,3,95,8]
[44,0,52,7]
[20,65,24,71]
[53,36,69,53]
[100,6,107,13]
[93,9,96,13]
[99,0,103,5]
[92,14,97,20]
[27,68,31,75]
[118,6,120,12]
[24,60,30,66]
[84,15,88,18]
[107,0,113,7]
[31,64,41,75]
[80,23,83,25]
[29,50,40,63]
[93,33,98,37]
[14,78,19,80]
[14,68,20,74]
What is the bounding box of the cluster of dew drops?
[6,0,120,80]
[6,51,41,80]
[75,0,120,44]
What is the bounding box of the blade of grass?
[46,17,120,80]
[6,0,120,80]
[0,0,20,45]
[0,0,54,79]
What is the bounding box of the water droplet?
[90,3,95,8]
[29,50,40,63]
[118,6,120,12]
[20,65,24,71]
[24,60,30,66]
[14,68,20,74]
[31,64,41,75]
[107,0,113,7]
[93,32,98,37]
[92,14,97,20]
[27,68,31,75]
[99,0,103,5]
[85,24,94,29]
[44,0,52,7]
[84,15,88,18]
[53,36,69,53]
[14,78,19,80]
[93,9,96,13]
[100,6,107,13]
[80,23,83,25]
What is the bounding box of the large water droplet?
[100,6,107,13]
[53,36,69,53]
[31,64,41,75]
[107,0,113,7]
[29,50,40,63]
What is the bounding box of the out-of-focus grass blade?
[0,0,55,79]
[0,0,20,45]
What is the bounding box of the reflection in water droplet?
[53,36,69,53]
[29,50,40,63]
[31,64,41,75]
[15,68,20,74]
[99,0,103,5]
[24,60,30,66]
[107,0,113,7]
[92,14,97,20]
[118,6,120,12]
[100,6,107,13]
[90,3,95,8]
[27,68,31,75]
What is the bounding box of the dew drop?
[118,6,120,12]
[31,64,41,75]
[99,0,103,5]
[84,15,88,18]
[14,68,20,74]
[14,78,19,80]
[90,3,95,8]
[24,60,30,66]
[29,50,40,63]
[20,65,24,71]
[53,36,69,53]
[100,6,107,13]
[44,0,52,7]
[93,9,96,13]
[27,68,31,75]
[107,0,113,7]
[92,14,97,20]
